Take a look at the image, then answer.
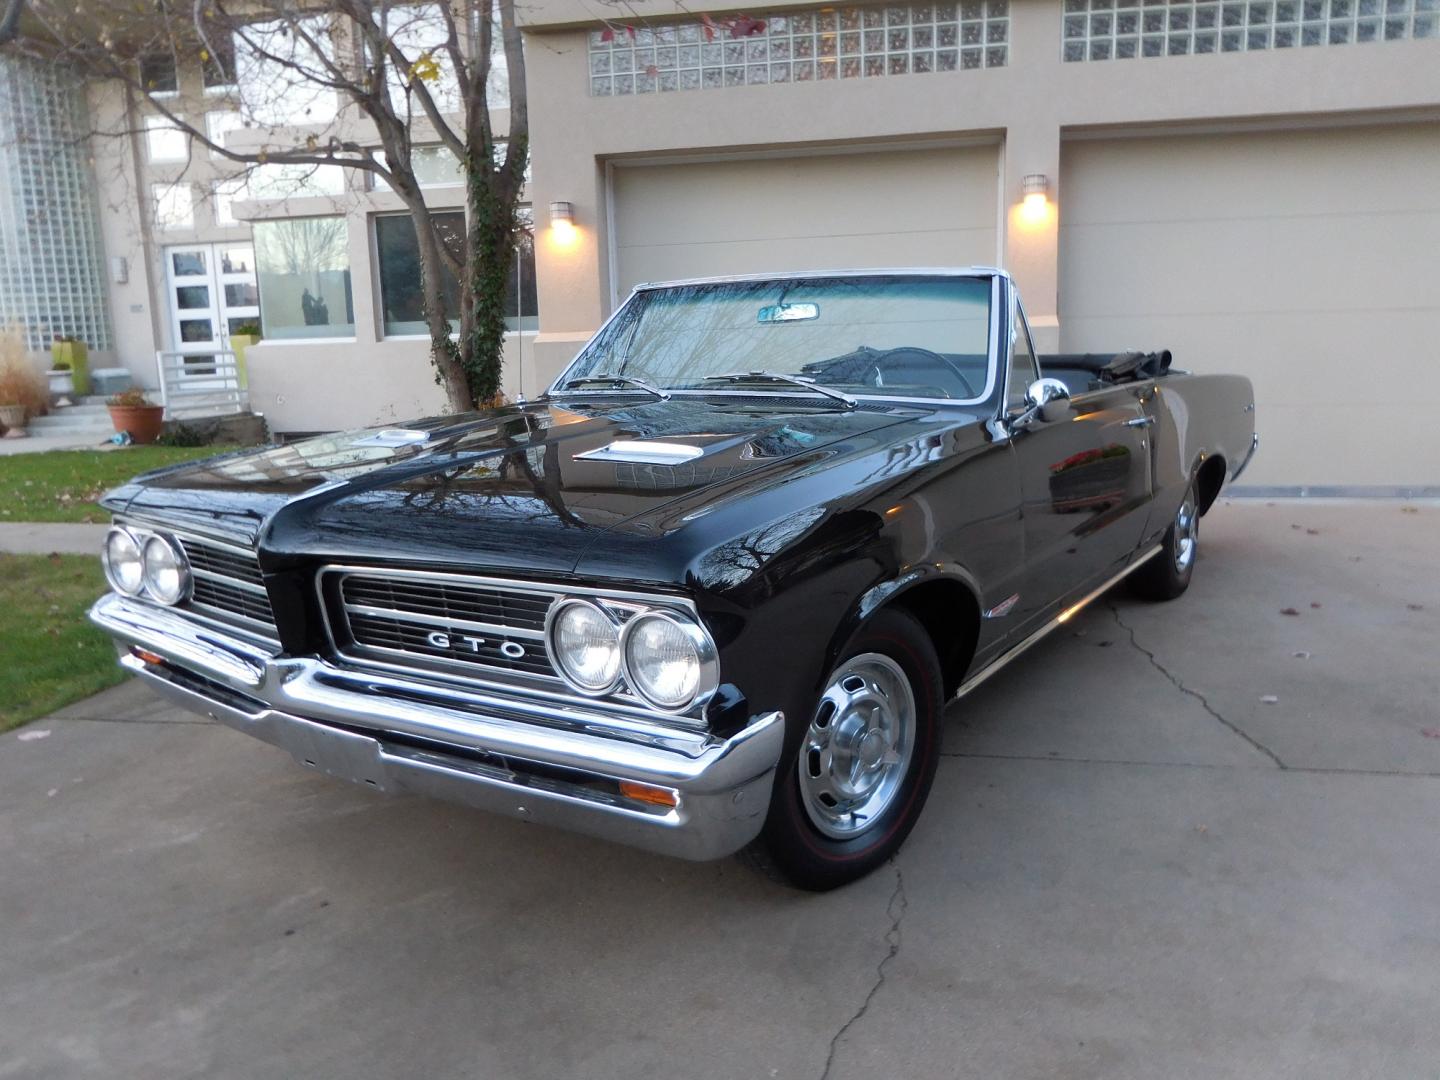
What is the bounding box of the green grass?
[0,554,124,732]
[0,446,235,523]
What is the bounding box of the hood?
[117,398,923,575]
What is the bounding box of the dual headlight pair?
[103,526,191,606]
[545,598,719,714]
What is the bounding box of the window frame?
[139,53,179,97]
[144,115,189,163]
[1004,292,1041,413]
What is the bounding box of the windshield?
[559,275,995,402]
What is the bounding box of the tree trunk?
[461,136,525,407]
[403,183,471,414]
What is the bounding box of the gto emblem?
[426,630,527,659]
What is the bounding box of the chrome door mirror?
[1023,377,1072,424]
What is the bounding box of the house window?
[374,209,538,337]
[383,4,463,113]
[253,217,355,339]
[206,110,243,160]
[152,183,194,230]
[586,0,1009,95]
[145,115,188,163]
[212,178,245,227]
[202,29,238,90]
[139,53,178,95]
[371,143,530,192]
[1060,0,1437,60]
[234,15,339,126]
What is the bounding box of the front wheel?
[1129,485,1199,601]
[740,609,943,891]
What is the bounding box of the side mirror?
[1024,377,1072,424]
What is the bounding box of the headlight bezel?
[620,609,720,713]
[544,595,720,716]
[141,533,192,606]
[544,597,625,697]
[102,526,145,597]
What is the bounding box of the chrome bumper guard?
[89,593,784,861]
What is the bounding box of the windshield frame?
[548,268,1004,408]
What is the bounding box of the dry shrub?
[0,327,49,416]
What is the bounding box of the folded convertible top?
[1040,350,1173,383]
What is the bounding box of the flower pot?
[0,403,26,434]
[47,369,75,399]
[107,403,165,444]
[50,341,89,395]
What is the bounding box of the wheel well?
[889,579,980,699]
[1196,454,1227,515]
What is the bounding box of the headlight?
[546,599,622,694]
[622,611,717,711]
[141,534,190,605]
[102,527,144,596]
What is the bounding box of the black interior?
[1040,350,1173,396]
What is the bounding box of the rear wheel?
[740,609,943,891]
[1129,485,1199,601]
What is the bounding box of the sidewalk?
[0,522,108,556]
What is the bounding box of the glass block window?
[0,57,114,351]
[1062,0,1438,60]
[587,0,1010,96]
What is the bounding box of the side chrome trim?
[954,545,1163,702]
[1231,432,1261,482]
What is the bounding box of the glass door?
[163,243,259,381]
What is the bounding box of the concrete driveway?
[2,501,1437,1080]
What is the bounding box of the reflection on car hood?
[112,397,929,574]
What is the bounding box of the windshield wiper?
[560,373,670,400]
[699,370,857,409]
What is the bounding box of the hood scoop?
[573,440,706,465]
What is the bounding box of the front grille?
[329,570,560,682]
[175,534,278,642]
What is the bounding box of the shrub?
[0,327,48,414]
[106,387,153,408]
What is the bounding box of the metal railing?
[154,350,249,421]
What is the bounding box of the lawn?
[0,554,124,732]
[0,446,234,523]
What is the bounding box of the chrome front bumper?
[89,593,785,861]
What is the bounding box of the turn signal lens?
[103,528,144,596]
[619,780,679,807]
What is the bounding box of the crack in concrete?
[45,716,213,727]
[939,749,1440,780]
[819,862,907,1080]
[1110,605,1287,769]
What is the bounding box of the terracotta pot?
[107,403,165,444]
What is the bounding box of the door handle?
[1125,416,1155,428]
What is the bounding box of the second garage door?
[610,145,1000,297]
[1059,124,1440,488]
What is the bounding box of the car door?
[1004,296,1154,631]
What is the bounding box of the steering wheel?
[869,347,978,399]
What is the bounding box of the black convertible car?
[91,268,1258,889]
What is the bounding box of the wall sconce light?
[550,201,575,229]
[1019,174,1051,226]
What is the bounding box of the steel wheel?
[797,652,916,840]
[1174,492,1198,574]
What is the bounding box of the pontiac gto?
[91,268,1258,889]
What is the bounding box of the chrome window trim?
[548,267,1006,408]
[316,564,715,731]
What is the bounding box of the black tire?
[739,608,943,891]
[1129,484,1199,602]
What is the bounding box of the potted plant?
[227,321,261,390]
[0,328,46,436]
[106,387,165,444]
[50,335,90,395]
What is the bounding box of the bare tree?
[3,0,528,411]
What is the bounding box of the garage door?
[611,145,1000,296]
[1059,124,1440,488]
